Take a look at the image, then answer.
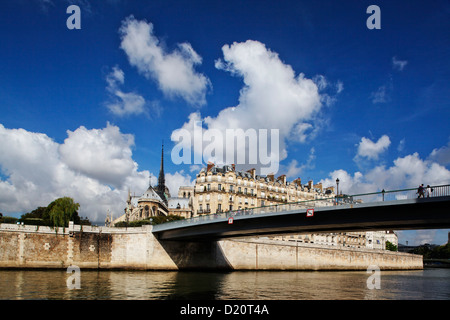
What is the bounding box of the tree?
[48,197,80,227]
[385,240,398,252]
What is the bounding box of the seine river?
[1,268,449,300]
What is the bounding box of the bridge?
[153,184,450,241]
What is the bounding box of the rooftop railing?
[153,184,450,230]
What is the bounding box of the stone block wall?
[0,223,422,270]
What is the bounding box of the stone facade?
[192,164,334,216]
[0,223,422,271]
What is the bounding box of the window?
[244,188,247,194]
[206,203,210,211]
[230,185,234,192]
[218,204,222,212]
[238,187,241,193]
[207,184,211,191]
[218,183,222,191]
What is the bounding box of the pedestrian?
[417,184,424,198]
[426,185,432,198]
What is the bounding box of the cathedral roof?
[139,185,165,203]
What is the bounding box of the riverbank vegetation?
[0,197,90,227]
[410,243,450,259]
[113,215,184,227]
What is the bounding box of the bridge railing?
[338,184,450,204]
[154,184,450,230]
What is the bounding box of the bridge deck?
[153,196,450,240]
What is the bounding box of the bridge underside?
[153,196,450,241]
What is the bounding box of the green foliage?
[385,240,398,252]
[48,197,80,227]
[114,214,185,227]
[0,216,18,224]
[3,197,88,227]
[410,243,450,259]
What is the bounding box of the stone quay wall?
[0,223,423,270]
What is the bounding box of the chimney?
[267,174,274,182]
[308,180,313,190]
[231,164,235,171]
[294,178,302,187]
[207,162,214,172]
[277,174,286,185]
[247,168,256,178]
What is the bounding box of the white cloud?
[336,81,344,94]
[172,40,324,174]
[165,171,195,198]
[392,56,408,71]
[0,123,167,223]
[105,66,148,117]
[356,135,391,160]
[370,85,389,104]
[119,16,210,106]
[429,139,450,166]
[284,147,316,178]
[59,123,138,188]
[321,151,450,196]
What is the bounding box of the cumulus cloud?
[105,66,148,117]
[59,123,137,188]
[429,139,450,166]
[0,123,190,223]
[119,16,210,106]
[171,40,325,174]
[165,171,195,198]
[356,135,391,160]
[320,152,450,196]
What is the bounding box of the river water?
[1,268,449,300]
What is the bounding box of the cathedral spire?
[156,141,167,204]
[157,141,165,189]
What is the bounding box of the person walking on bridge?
[426,185,433,197]
[417,184,425,198]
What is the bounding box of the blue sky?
[0,0,449,245]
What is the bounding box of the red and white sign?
[306,209,314,217]
[228,217,234,224]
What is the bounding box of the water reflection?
[0,269,449,300]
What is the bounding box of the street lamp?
[336,178,340,204]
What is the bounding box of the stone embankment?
[0,223,423,270]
